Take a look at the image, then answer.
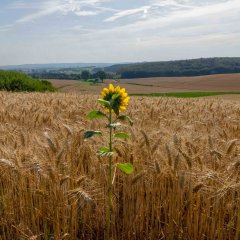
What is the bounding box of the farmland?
[49,73,240,94]
[0,90,240,239]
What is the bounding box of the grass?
[0,92,240,239]
[79,81,93,86]
[130,91,240,98]
[79,80,99,86]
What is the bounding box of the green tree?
[81,70,90,81]
[0,71,56,92]
[96,70,107,83]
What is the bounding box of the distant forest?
[105,57,240,78]
[2,57,240,80]
[25,68,118,81]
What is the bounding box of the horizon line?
[1,56,239,68]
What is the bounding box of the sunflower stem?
[106,107,113,240]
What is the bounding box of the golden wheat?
[0,91,239,239]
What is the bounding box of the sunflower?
[101,84,130,114]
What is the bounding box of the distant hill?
[104,57,240,78]
[2,58,240,79]
[0,63,113,70]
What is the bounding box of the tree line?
[104,57,240,78]
[30,70,108,82]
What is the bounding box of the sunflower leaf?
[114,132,129,139]
[117,163,134,175]
[84,131,102,139]
[117,115,133,126]
[99,146,110,152]
[98,99,111,108]
[87,110,106,119]
[97,146,113,157]
[107,122,121,128]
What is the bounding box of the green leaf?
[84,131,102,139]
[118,115,133,126]
[117,163,134,175]
[112,93,120,100]
[99,146,110,152]
[87,110,106,119]
[97,146,113,157]
[108,122,121,128]
[98,99,110,108]
[114,132,129,139]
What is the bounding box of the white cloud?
[74,10,99,16]
[104,0,240,33]
[16,6,61,23]
[0,24,15,32]
[0,0,240,65]
[104,6,151,22]
[58,0,239,57]
[151,0,194,8]
[8,0,111,25]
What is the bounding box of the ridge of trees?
[104,57,240,78]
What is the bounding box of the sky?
[0,0,240,66]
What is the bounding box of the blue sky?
[0,0,240,65]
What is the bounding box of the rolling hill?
[104,57,240,78]
[49,73,240,94]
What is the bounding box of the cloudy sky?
[0,0,240,66]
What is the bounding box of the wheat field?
[49,73,240,93]
[0,91,240,240]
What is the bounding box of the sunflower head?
[101,84,130,115]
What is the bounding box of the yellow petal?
[115,86,121,92]
[125,96,130,101]
[119,106,126,112]
[122,92,128,98]
[120,88,126,93]
[109,84,114,92]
